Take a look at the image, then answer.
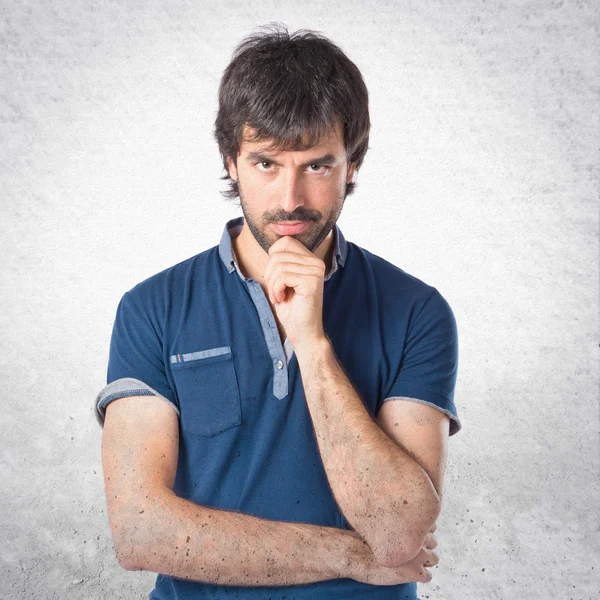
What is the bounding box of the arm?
[294,337,442,568]
[99,290,435,584]
[102,393,362,585]
[375,397,449,502]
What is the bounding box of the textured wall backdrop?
[1,1,598,599]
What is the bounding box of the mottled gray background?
[1,1,598,599]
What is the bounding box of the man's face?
[227,121,356,254]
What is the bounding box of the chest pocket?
[170,346,242,438]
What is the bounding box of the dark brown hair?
[214,22,371,202]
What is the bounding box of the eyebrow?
[245,151,339,167]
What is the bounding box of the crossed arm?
[102,341,449,583]
[294,336,448,567]
[103,395,362,585]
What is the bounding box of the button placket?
[243,279,289,400]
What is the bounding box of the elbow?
[376,496,442,568]
[114,534,145,571]
[108,488,173,572]
[110,514,147,571]
[116,550,141,572]
[377,542,421,569]
[376,528,430,568]
[375,536,422,568]
[371,525,424,568]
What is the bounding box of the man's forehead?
[239,121,344,155]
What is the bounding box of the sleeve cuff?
[382,395,462,436]
[94,377,181,428]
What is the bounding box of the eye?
[254,162,330,174]
[256,161,275,172]
[307,164,330,174]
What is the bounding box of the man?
[95,23,461,600]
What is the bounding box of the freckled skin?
[101,112,441,584]
[106,427,437,586]
[294,337,441,566]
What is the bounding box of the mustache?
[269,215,318,223]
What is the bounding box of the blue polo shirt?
[95,216,461,600]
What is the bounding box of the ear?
[227,156,238,181]
[346,161,357,184]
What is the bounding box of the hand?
[344,523,439,586]
[265,235,327,348]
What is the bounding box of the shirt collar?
[218,216,348,281]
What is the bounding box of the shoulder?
[125,246,219,305]
[115,246,221,333]
[346,241,456,335]
[347,241,443,304]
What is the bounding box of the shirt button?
[276,360,284,370]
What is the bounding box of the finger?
[267,252,315,267]
[271,271,299,303]
[265,260,323,289]
[420,567,432,583]
[424,549,439,567]
[269,267,323,303]
[267,251,325,272]
[268,262,325,285]
[271,283,283,304]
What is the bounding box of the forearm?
[295,337,440,565]
[117,487,355,586]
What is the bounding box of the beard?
[237,178,348,255]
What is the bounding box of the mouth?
[271,222,311,235]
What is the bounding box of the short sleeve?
[382,288,461,436]
[94,291,179,428]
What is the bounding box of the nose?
[278,168,305,214]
